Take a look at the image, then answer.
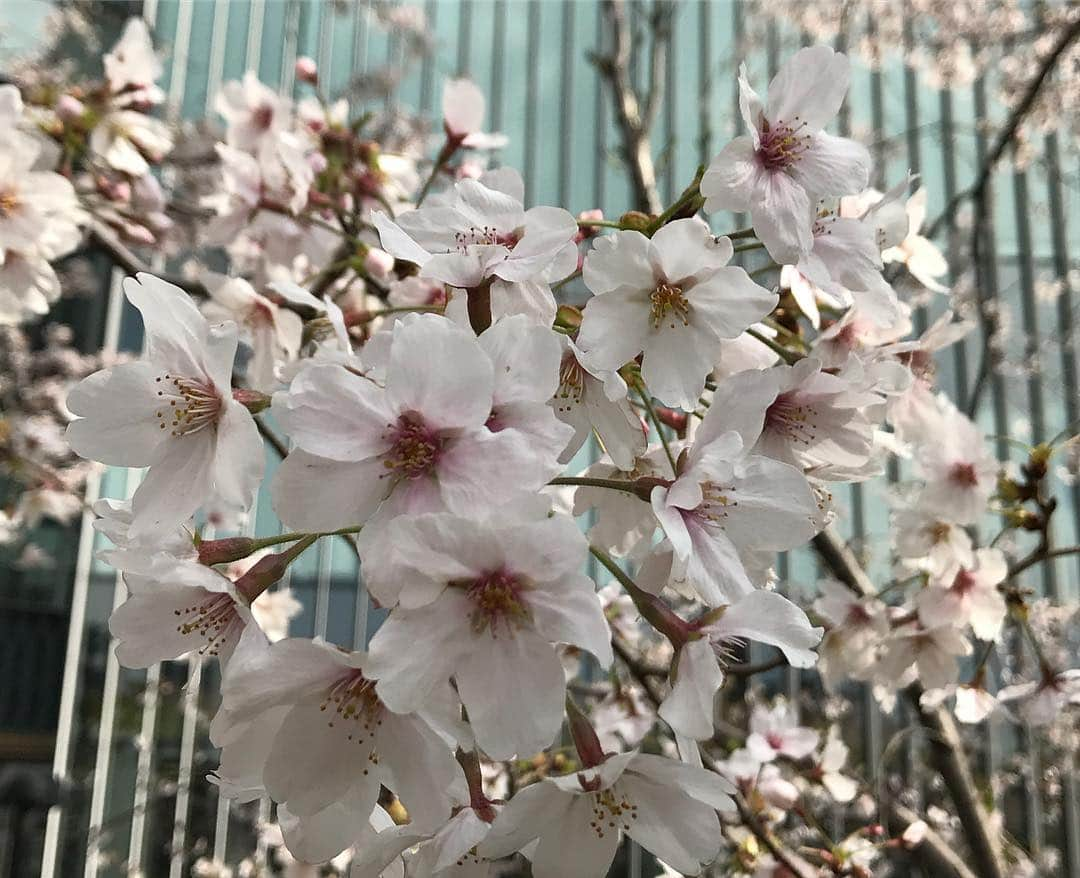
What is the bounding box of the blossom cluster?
[7,18,1076,878]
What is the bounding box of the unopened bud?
[618,210,652,232]
[198,536,257,566]
[56,94,85,122]
[232,387,272,414]
[295,56,318,85]
[565,696,606,769]
[364,247,395,278]
[555,304,582,330]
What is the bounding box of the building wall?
[3,1,1078,876]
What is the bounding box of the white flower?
[701,46,871,264]
[709,359,882,481]
[66,274,264,538]
[715,750,798,811]
[659,591,822,740]
[650,417,819,605]
[217,637,464,862]
[215,72,293,152]
[998,669,1080,726]
[89,109,173,177]
[576,218,776,409]
[0,251,63,326]
[442,78,507,150]
[893,505,975,578]
[917,548,1007,640]
[271,313,563,533]
[746,701,820,763]
[878,624,973,692]
[817,726,857,802]
[553,336,646,470]
[0,143,83,261]
[373,169,577,324]
[881,187,949,292]
[103,18,164,106]
[479,751,735,878]
[911,398,998,525]
[200,272,303,392]
[363,499,612,759]
[813,580,890,690]
[573,448,671,557]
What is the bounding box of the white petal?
[583,230,654,295]
[531,796,621,878]
[709,591,822,668]
[271,451,389,532]
[766,45,850,132]
[622,774,722,873]
[659,639,723,740]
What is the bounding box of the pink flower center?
[952,569,977,594]
[322,670,384,751]
[251,103,275,131]
[174,592,243,658]
[464,569,530,635]
[766,732,785,751]
[757,117,811,171]
[948,462,979,487]
[155,374,223,437]
[381,413,442,479]
[765,392,816,446]
[650,282,690,329]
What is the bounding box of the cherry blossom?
[916,548,1008,640]
[479,751,735,878]
[701,46,871,264]
[576,218,776,409]
[746,701,820,763]
[363,499,612,759]
[66,273,264,537]
[442,78,507,150]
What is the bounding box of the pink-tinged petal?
[721,456,818,551]
[271,450,389,532]
[128,430,217,538]
[681,518,756,605]
[968,588,1006,641]
[651,487,694,560]
[737,64,764,140]
[372,210,433,266]
[659,639,723,740]
[279,786,377,864]
[528,573,614,667]
[123,273,214,378]
[443,78,486,136]
[627,753,735,809]
[750,172,814,265]
[436,427,551,512]
[455,629,565,760]
[480,315,563,403]
[640,321,712,410]
[478,167,525,202]
[530,796,621,878]
[274,364,396,461]
[649,218,733,283]
[489,279,557,326]
[582,230,654,295]
[264,702,380,817]
[689,266,778,340]
[210,400,264,514]
[789,131,871,200]
[222,637,346,719]
[366,594,470,713]
[766,45,850,132]
[422,250,494,288]
[386,314,494,430]
[377,714,458,830]
[576,288,652,372]
[621,774,723,872]
[65,361,166,466]
[479,782,570,858]
[709,590,823,668]
[503,205,577,261]
[700,136,758,214]
[697,369,776,452]
[109,583,214,667]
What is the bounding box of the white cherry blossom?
[746,701,820,763]
[576,218,777,409]
[701,46,871,264]
[917,548,1008,641]
[66,273,264,538]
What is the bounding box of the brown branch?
[590,0,665,213]
[86,220,207,297]
[887,802,980,878]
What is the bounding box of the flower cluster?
[8,19,1074,878]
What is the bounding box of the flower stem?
[590,545,690,646]
[634,383,678,475]
[747,328,802,365]
[548,475,661,501]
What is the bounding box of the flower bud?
[364,247,395,278]
[197,536,257,566]
[56,94,86,122]
[295,56,318,85]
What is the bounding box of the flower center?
[321,670,383,749]
[252,103,275,131]
[765,392,816,446]
[588,785,638,839]
[0,190,20,216]
[555,353,586,410]
[463,569,531,635]
[952,569,977,594]
[155,374,224,437]
[766,732,785,751]
[948,462,979,487]
[697,480,738,524]
[650,282,690,329]
[174,592,243,657]
[381,413,442,479]
[453,225,521,251]
[757,117,811,171]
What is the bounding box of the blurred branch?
[86,220,207,298]
[589,0,672,213]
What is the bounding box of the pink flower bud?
[455,159,484,180]
[295,56,318,85]
[308,151,328,174]
[364,247,395,278]
[56,94,85,122]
